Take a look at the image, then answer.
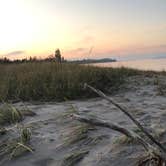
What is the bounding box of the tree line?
[0,49,66,64]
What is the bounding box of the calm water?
[91,58,166,71]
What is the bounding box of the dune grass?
[0,104,35,125]
[0,62,143,102]
[0,104,23,125]
[62,150,89,166]
[0,104,34,161]
[0,126,33,160]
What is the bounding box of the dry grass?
[0,104,23,125]
[0,104,35,163]
[63,123,92,145]
[62,150,89,166]
[0,104,35,125]
[0,62,142,101]
[0,127,6,135]
[136,152,166,166]
[156,83,166,96]
[113,135,134,145]
[154,76,166,96]
[0,126,33,160]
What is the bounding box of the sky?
[0,0,166,60]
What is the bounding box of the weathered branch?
[72,114,150,152]
[84,83,166,153]
[72,113,166,161]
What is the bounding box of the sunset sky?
[0,0,166,60]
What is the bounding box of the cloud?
[66,47,88,55]
[5,50,25,56]
[65,47,91,59]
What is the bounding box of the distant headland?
[68,58,117,64]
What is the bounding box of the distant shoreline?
[89,58,166,72]
[68,58,117,64]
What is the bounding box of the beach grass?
[0,62,144,102]
[0,104,23,125]
[0,103,36,125]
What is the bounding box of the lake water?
[91,58,166,71]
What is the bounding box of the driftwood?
[72,114,152,152]
[72,113,166,164]
[83,83,166,153]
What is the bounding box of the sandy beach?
[1,74,166,166]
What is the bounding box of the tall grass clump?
[0,103,35,125]
[0,104,23,125]
[0,62,141,102]
[0,126,33,160]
